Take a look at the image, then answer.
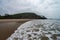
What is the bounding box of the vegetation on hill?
[0,12,47,19]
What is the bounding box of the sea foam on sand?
[7,20,60,40]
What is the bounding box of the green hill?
[0,12,47,19]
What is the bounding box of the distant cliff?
[0,12,47,19]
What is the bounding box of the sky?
[0,0,60,18]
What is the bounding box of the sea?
[7,19,60,40]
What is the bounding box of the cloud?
[0,0,60,18]
[0,0,37,14]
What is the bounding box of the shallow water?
[7,20,60,40]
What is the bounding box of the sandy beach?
[0,19,31,40]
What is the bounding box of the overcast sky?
[0,0,60,18]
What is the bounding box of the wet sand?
[0,19,31,40]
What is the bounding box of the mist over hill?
[0,12,47,19]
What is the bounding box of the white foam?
[7,20,60,40]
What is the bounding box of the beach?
[0,19,30,40]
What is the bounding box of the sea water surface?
[7,19,60,40]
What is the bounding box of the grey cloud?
[0,0,60,18]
